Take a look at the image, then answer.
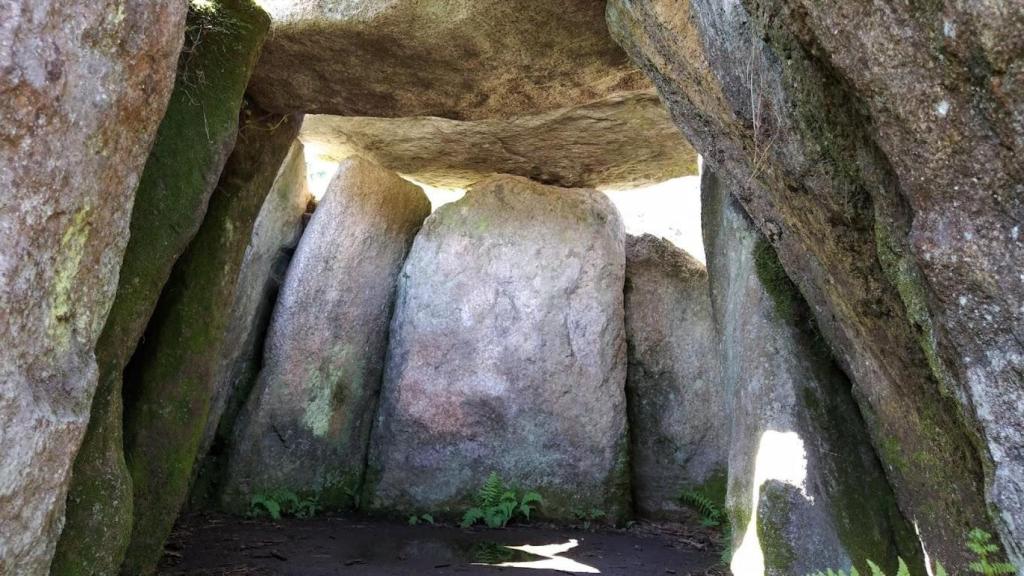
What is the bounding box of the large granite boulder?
[624,234,727,520]
[0,2,185,573]
[221,158,430,512]
[190,141,313,507]
[120,103,301,576]
[301,94,698,190]
[608,0,1019,566]
[703,170,921,575]
[53,3,271,574]
[366,175,630,521]
[249,0,650,119]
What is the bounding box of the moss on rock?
[119,94,299,574]
[51,3,271,575]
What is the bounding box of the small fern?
[460,472,543,529]
[249,488,319,520]
[679,488,726,527]
[408,513,435,526]
[967,529,1017,575]
[807,527,1017,576]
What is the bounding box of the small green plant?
[806,528,1016,576]
[967,529,1017,575]
[572,506,607,530]
[249,488,319,520]
[679,488,727,528]
[460,472,543,529]
[408,513,435,526]
[678,487,733,564]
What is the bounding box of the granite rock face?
[0,2,185,573]
[222,158,430,512]
[249,0,650,119]
[366,175,630,521]
[624,234,727,519]
[121,103,301,576]
[191,141,312,507]
[608,0,1020,566]
[703,170,920,576]
[52,3,272,574]
[302,94,698,190]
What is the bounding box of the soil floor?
[158,513,725,576]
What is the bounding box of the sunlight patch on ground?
[603,174,704,263]
[731,430,810,576]
[475,539,600,574]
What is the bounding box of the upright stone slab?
[221,158,430,512]
[0,2,185,573]
[366,175,630,520]
[190,141,312,507]
[703,171,920,575]
[53,3,271,574]
[607,0,1011,566]
[120,103,301,576]
[624,234,727,519]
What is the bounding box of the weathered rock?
[190,141,312,507]
[301,94,698,190]
[248,0,650,119]
[0,2,185,573]
[53,3,271,573]
[624,234,727,520]
[120,103,301,576]
[702,170,921,575]
[221,158,430,512]
[608,0,1018,566]
[366,175,630,520]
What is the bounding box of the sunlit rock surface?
[0,2,185,573]
[301,94,698,190]
[53,2,272,573]
[608,0,1019,565]
[624,234,727,519]
[703,170,921,576]
[120,100,301,575]
[249,0,650,119]
[223,158,430,512]
[191,141,313,506]
[366,175,630,520]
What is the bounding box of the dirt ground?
[158,513,725,576]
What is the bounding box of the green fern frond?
[477,472,504,507]
[678,488,725,525]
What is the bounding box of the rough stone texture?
[702,170,921,575]
[189,141,312,508]
[52,3,271,574]
[301,94,698,190]
[248,0,651,119]
[608,0,1020,567]
[120,103,301,576]
[623,234,727,520]
[221,158,430,512]
[366,175,630,521]
[0,2,185,573]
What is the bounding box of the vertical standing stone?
[0,2,185,573]
[52,2,271,574]
[120,102,301,576]
[702,170,921,576]
[366,175,631,521]
[190,141,312,507]
[624,234,727,519]
[222,158,430,512]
